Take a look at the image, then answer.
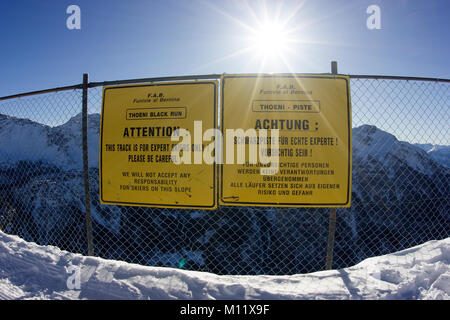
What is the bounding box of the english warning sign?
[100,81,218,209]
[220,74,352,207]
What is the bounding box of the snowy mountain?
[353,126,444,176]
[0,113,449,275]
[1,230,448,299]
[415,143,450,168]
[0,113,100,169]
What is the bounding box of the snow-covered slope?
[0,113,99,169]
[0,230,448,300]
[353,125,444,176]
[415,143,450,168]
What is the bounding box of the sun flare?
[251,21,291,59]
[197,0,315,73]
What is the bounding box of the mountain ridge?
[0,112,448,169]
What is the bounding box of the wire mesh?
[0,76,448,275]
[0,90,87,254]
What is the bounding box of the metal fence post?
[325,61,338,270]
[325,208,337,270]
[82,73,94,256]
[331,61,338,75]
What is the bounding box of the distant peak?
[353,125,398,146]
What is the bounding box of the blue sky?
[0,0,449,96]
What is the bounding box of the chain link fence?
[0,74,448,275]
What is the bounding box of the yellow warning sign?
[220,74,352,207]
[100,81,218,209]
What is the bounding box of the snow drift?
[0,230,448,300]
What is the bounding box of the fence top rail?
[0,84,84,101]
[87,74,223,88]
[348,74,450,83]
[1,73,449,101]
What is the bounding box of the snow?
[414,143,450,168]
[0,230,448,300]
[353,125,441,175]
[0,115,61,166]
[0,113,100,169]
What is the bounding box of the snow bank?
[0,231,448,300]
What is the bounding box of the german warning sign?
[100,81,218,209]
[220,74,351,207]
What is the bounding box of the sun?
[196,1,314,73]
[250,21,291,60]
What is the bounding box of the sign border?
[100,81,218,209]
[220,74,352,207]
